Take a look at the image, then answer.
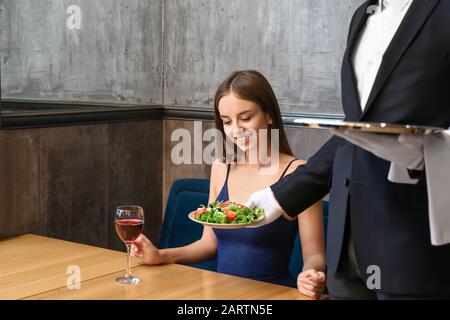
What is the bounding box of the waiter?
[246,0,450,299]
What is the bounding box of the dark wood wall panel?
[0,117,328,250]
[108,120,163,250]
[40,125,110,247]
[0,120,163,251]
[285,126,332,161]
[0,130,42,238]
[162,119,213,215]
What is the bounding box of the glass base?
[116,275,141,285]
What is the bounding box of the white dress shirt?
[353,0,413,110]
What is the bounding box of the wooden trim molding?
[0,99,343,129]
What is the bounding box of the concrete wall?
[0,0,163,103]
[0,0,363,115]
[164,0,359,114]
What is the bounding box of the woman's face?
[218,92,272,152]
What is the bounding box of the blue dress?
[213,160,299,288]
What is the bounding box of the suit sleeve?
[271,136,342,218]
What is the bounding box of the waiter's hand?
[331,129,425,170]
[244,187,286,228]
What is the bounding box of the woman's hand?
[297,269,326,299]
[130,234,166,265]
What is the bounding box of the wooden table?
[0,234,316,300]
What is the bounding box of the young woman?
[131,70,326,298]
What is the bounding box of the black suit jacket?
[271,0,450,295]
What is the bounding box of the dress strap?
[225,163,231,183]
[279,159,298,181]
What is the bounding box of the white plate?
[294,119,444,135]
[188,211,264,229]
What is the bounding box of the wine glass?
[115,205,144,285]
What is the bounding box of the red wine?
[115,219,144,244]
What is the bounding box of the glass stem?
[126,244,132,277]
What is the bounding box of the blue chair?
[159,178,217,271]
[289,200,329,277]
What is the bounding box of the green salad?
[193,200,264,224]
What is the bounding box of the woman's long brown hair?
[214,70,293,162]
